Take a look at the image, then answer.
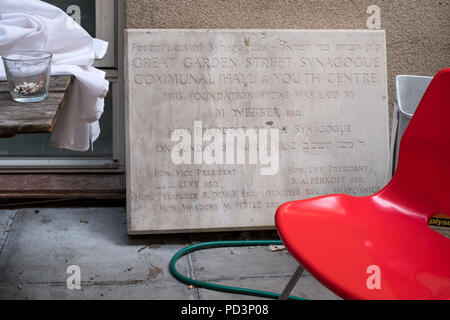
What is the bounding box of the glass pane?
[42,0,96,37]
[0,84,113,158]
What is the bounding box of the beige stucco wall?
[126,0,450,126]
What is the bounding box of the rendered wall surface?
[126,0,450,125]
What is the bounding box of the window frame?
[0,0,125,173]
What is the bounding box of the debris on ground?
[268,244,286,252]
[138,243,162,252]
[148,265,164,280]
[137,245,148,252]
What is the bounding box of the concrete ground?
[0,207,339,300]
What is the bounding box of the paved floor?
[0,208,340,300]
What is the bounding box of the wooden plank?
[0,76,72,137]
[0,173,125,199]
[0,93,65,135]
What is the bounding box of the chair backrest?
[396,75,433,118]
[390,68,450,219]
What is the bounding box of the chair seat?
[276,194,450,299]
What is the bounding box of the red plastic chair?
[276,68,450,300]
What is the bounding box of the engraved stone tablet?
[125,29,389,234]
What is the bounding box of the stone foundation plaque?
[125,29,389,234]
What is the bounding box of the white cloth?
[0,0,109,151]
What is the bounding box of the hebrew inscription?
[125,30,389,234]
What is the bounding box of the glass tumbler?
[2,51,52,103]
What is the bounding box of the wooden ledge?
[0,173,125,199]
[0,75,73,138]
